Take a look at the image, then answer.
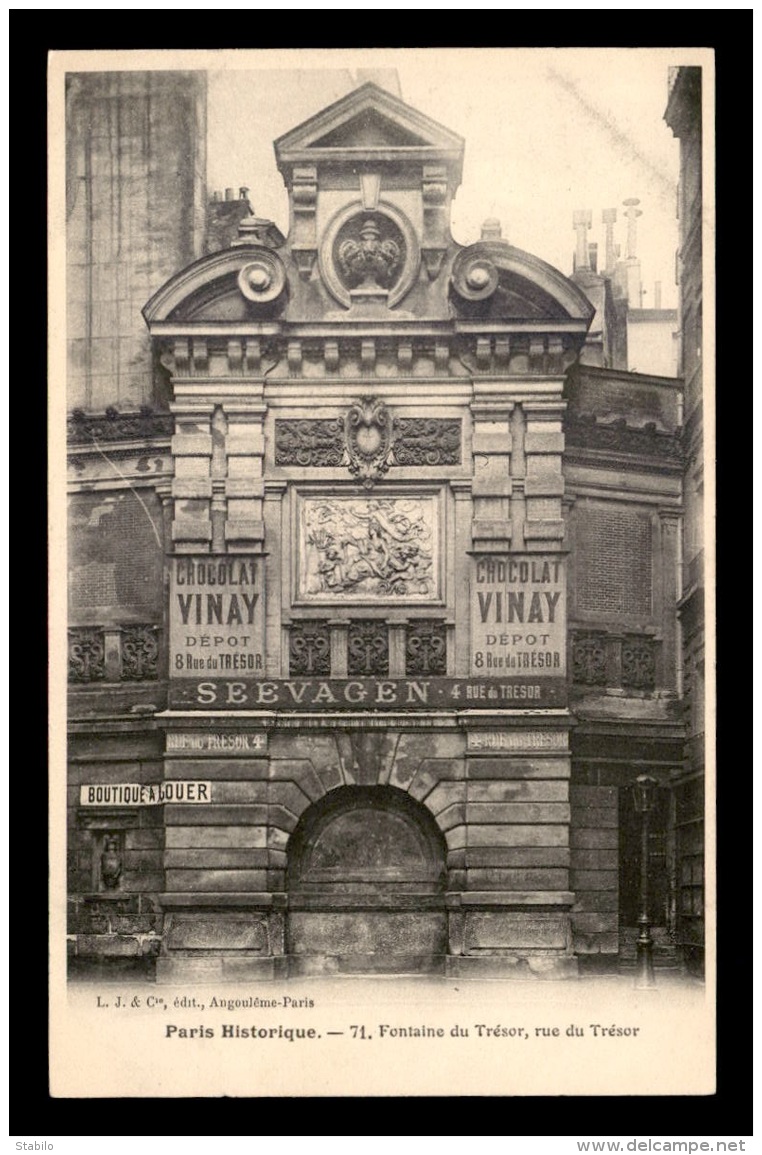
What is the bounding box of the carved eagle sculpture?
[338,217,401,288]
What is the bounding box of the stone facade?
[666,66,705,974]
[67,80,693,981]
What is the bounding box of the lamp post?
[632,774,658,989]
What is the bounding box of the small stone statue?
[100,835,122,890]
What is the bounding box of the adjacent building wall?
[666,65,705,973]
[66,71,207,412]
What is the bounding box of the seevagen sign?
[168,676,567,711]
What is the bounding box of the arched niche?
[286,785,449,975]
[288,785,447,896]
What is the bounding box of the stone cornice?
[67,410,174,446]
[564,413,683,463]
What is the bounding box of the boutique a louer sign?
[80,782,212,806]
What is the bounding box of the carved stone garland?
[274,405,462,480]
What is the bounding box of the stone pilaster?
[263,481,287,677]
[329,620,349,677]
[470,399,513,551]
[156,724,285,984]
[388,623,407,677]
[451,480,473,675]
[657,507,682,691]
[170,402,214,553]
[224,398,267,553]
[446,724,576,979]
[522,398,567,550]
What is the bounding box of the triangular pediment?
[311,108,429,150]
[275,82,464,175]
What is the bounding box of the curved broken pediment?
[450,242,596,324]
[142,246,288,324]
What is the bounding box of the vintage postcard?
[48,46,715,1100]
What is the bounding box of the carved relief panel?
[295,493,442,604]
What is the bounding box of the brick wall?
[68,491,164,620]
[575,504,652,617]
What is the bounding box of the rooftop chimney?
[589,242,598,274]
[225,187,235,202]
[602,207,617,273]
[572,210,593,270]
[622,197,642,259]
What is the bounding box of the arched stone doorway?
[286,785,448,976]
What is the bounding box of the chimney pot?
[589,242,598,274]
[481,218,502,240]
[239,186,250,200]
[225,187,235,201]
[602,208,617,274]
[572,209,593,270]
[622,197,643,259]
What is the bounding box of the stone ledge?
[170,434,212,457]
[289,893,446,911]
[471,518,512,539]
[73,933,161,957]
[523,520,566,539]
[171,519,213,542]
[156,956,285,984]
[448,891,575,907]
[159,891,286,908]
[172,478,213,499]
[445,954,578,979]
[224,519,265,541]
[288,954,446,978]
[471,475,513,498]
